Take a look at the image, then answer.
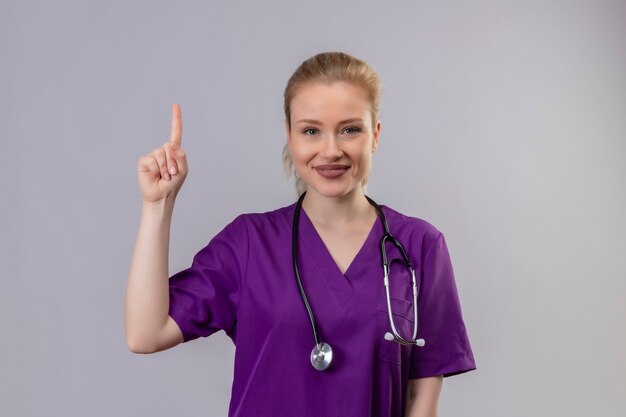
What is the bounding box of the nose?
[320,135,343,159]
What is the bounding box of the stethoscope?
[292,191,426,371]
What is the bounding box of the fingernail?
[170,167,176,175]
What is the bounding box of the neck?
[301,187,374,227]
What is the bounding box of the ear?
[285,119,291,144]
[372,119,381,153]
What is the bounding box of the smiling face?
[285,81,381,199]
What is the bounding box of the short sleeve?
[408,232,476,378]
[167,214,249,343]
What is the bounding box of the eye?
[342,126,361,135]
[303,128,318,136]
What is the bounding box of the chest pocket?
[375,295,415,364]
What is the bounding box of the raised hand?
[137,104,189,204]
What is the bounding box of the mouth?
[314,164,350,179]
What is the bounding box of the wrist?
[142,196,176,219]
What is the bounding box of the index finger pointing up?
[170,103,182,146]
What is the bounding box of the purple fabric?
[168,202,476,417]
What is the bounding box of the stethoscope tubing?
[291,191,323,349]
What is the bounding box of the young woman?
[125,51,476,417]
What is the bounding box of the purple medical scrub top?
[168,201,476,417]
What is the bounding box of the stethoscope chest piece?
[310,342,333,371]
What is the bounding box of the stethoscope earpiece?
[385,332,425,347]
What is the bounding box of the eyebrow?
[295,118,364,125]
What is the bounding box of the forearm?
[404,376,443,417]
[125,197,175,352]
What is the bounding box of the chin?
[306,182,360,199]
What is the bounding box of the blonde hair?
[282,51,382,195]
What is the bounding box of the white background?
[1,0,625,416]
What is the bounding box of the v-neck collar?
[296,204,385,309]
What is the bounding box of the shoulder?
[379,203,444,251]
[205,204,295,255]
[235,201,295,224]
[224,202,297,235]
